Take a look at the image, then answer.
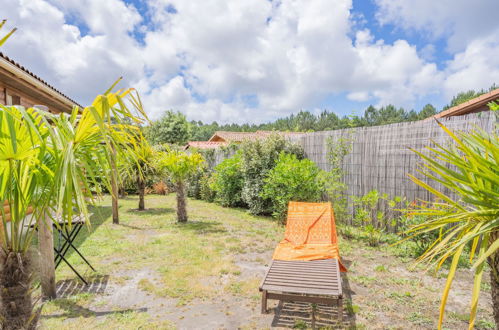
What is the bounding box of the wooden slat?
[262,284,340,296]
[264,279,339,289]
[261,259,342,297]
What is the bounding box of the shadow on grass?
[56,275,109,298]
[41,299,147,319]
[175,220,227,235]
[270,259,356,329]
[125,207,175,216]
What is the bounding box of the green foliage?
[118,137,159,191]
[404,103,499,328]
[186,167,206,199]
[442,85,497,110]
[0,20,16,47]
[261,153,324,221]
[398,215,439,257]
[0,84,146,252]
[323,134,351,222]
[146,111,190,145]
[157,149,204,184]
[199,173,216,202]
[239,134,304,215]
[211,153,245,207]
[352,190,405,246]
[186,102,441,138]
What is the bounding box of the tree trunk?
[38,212,56,300]
[138,177,145,211]
[489,232,499,327]
[110,145,119,224]
[176,180,187,223]
[0,249,37,330]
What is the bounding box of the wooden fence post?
[111,145,119,224]
[38,212,56,299]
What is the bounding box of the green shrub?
[261,153,324,221]
[211,153,245,207]
[199,173,216,202]
[323,134,352,223]
[352,190,405,246]
[239,134,304,215]
[187,167,205,199]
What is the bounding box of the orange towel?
[272,201,347,272]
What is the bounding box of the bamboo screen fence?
[210,111,495,218]
[287,111,495,204]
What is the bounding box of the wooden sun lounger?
[259,259,343,322]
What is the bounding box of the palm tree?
[405,103,498,329]
[157,149,204,222]
[119,137,158,210]
[0,86,145,329]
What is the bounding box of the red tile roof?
[184,141,228,150]
[432,88,499,119]
[208,130,304,142]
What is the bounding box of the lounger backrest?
[284,201,339,245]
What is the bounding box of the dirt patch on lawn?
[37,196,494,329]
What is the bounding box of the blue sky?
[3,0,499,123]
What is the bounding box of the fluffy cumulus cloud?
[2,0,498,123]
[375,0,499,99]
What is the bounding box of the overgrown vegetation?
[261,153,324,221]
[238,135,304,215]
[210,152,245,207]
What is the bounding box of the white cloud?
[2,0,498,123]
[443,34,499,98]
[374,0,499,52]
[374,0,499,100]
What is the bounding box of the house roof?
[0,52,81,111]
[184,141,228,150]
[208,130,305,142]
[432,88,499,119]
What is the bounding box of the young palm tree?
[157,149,204,222]
[406,103,498,329]
[119,138,158,210]
[0,86,145,329]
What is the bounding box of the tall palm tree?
[406,103,498,329]
[0,85,146,329]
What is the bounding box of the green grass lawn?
[38,194,494,329]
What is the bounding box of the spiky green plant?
[0,83,146,328]
[405,103,498,329]
[118,136,159,210]
[157,149,204,222]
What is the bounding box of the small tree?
[146,110,190,145]
[119,138,158,210]
[158,149,204,222]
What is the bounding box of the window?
[6,91,21,105]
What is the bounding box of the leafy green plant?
[261,153,324,221]
[157,149,204,222]
[145,110,190,145]
[211,153,245,207]
[352,190,405,246]
[119,137,159,210]
[0,84,145,329]
[403,103,499,329]
[199,173,216,202]
[323,134,351,223]
[239,134,304,215]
